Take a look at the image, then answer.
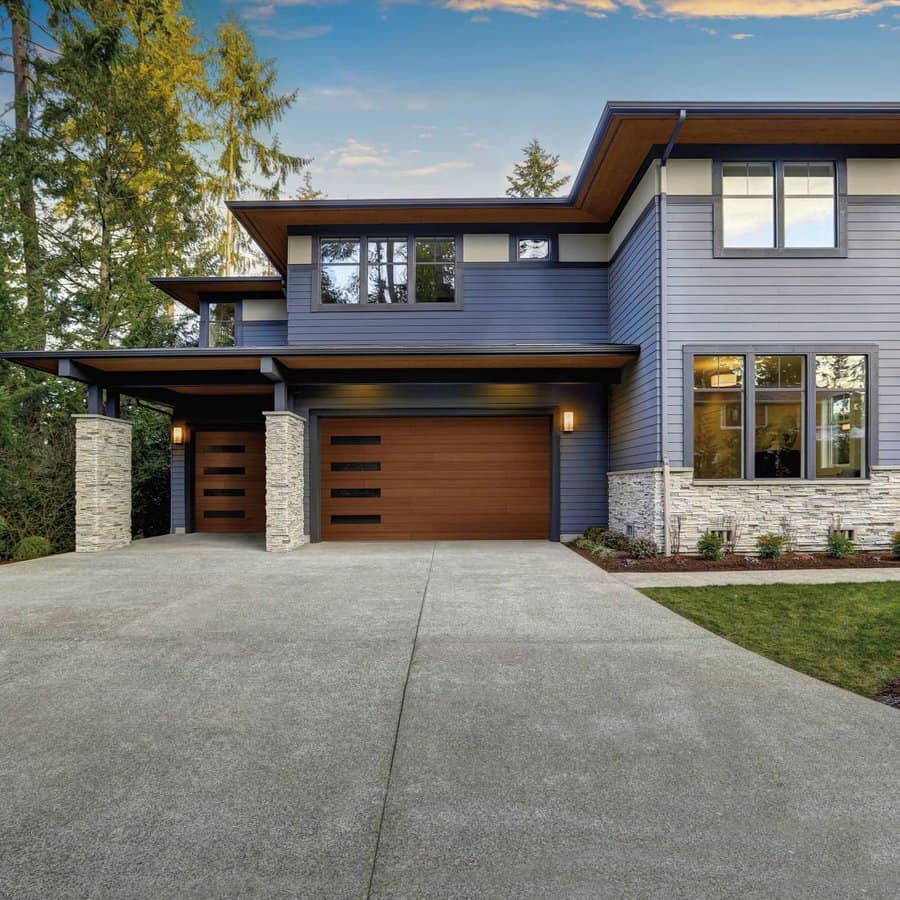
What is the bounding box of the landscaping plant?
[600,530,631,551]
[583,525,607,544]
[13,536,53,561]
[826,530,855,559]
[590,544,616,559]
[628,537,660,559]
[756,532,786,560]
[574,537,596,551]
[891,531,900,560]
[697,531,726,561]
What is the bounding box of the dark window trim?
[199,299,241,348]
[511,234,556,263]
[307,407,560,543]
[683,344,878,482]
[713,158,848,259]
[312,234,463,311]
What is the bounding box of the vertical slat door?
[321,416,551,540]
[194,430,265,532]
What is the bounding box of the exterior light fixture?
[562,410,575,433]
[172,424,185,445]
[710,372,738,388]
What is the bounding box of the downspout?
[659,110,685,555]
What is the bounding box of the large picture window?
[691,351,869,481]
[318,236,457,306]
[719,160,839,253]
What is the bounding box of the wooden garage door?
[321,416,550,540]
[194,430,265,532]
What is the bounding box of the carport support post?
[264,410,307,552]
[72,414,133,553]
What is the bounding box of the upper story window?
[207,302,236,347]
[719,160,839,254]
[318,236,457,306]
[690,350,868,481]
[516,237,551,261]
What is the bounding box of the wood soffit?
[228,110,900,274]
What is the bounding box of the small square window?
[517,237,550,260]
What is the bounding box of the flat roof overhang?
[1,344,640,404]
[149,276,284,313]
[228,102,900,273]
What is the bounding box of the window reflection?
[693,356,744,479]
[754,356,804,478]
[208,302,235,348]
[816,355,866,478]
[722,162,775,248]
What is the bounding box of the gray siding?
[170,443,185,532]
[240,320,287,346]
[608,200,662,470]
[665,196,900,465]
[286,264,609,345]
[294,383,608,536]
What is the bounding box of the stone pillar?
[73,414,132,553]
[264,410,306,552]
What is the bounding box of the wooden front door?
[320,416,551,540]
[194,430,265,532]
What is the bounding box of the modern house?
[3,101,900,553]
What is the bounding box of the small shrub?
[628,537,660,559]
[697,531,726,561]
[583,525,607,544]
[13,536,53,562]
[891,531,900,560]
[590,544,616,559]
[600,530,631,552]
[574,537,596,551]
[826,531,855,559]
[756,532,786,560]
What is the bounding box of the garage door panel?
[320,416,550,540]
[195,430,265,533]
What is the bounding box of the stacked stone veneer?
[609,466,900,553]
[264,411,307,552]
[73,414,132,552]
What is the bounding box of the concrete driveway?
[0,537,897,899]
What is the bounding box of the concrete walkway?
[617,566,900,589]
[0,536,897,899]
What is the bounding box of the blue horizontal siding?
[665,196,900,466]
[608,200,661,470]
[241,320,287,346]
[286,264,609,345]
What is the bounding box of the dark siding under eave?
[294,382,608,536]
[608,200,662,471]
[170,443,185,532]
[286,264,609,345]
[665,196,900,466]
[240,320,288,347]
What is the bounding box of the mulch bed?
[875,679,900,709]
[568,543,900,573]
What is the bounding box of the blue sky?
[6,1,900,198]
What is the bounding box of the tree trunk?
[6,0,44,349]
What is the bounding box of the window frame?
[684,345,877,482]
[512,234,555,263]
[313,234,463,311]
[713,158,848,259]
[199,298,241,348]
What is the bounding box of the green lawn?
[641,583,900,699]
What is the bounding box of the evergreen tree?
[296,170,324,200]
[205,15,308,274]
[505,138,570,198]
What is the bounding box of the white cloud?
[394,160,475,177]
[250,23,333,38]
[730,31,753,37]
[430,0,900,18]
[323,139,391,168]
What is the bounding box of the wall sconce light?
[172,425,185,445]
[562,410,575,433]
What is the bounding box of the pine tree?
[205,15,308,274]
[505,138,570,198]
[296,170,324,200]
